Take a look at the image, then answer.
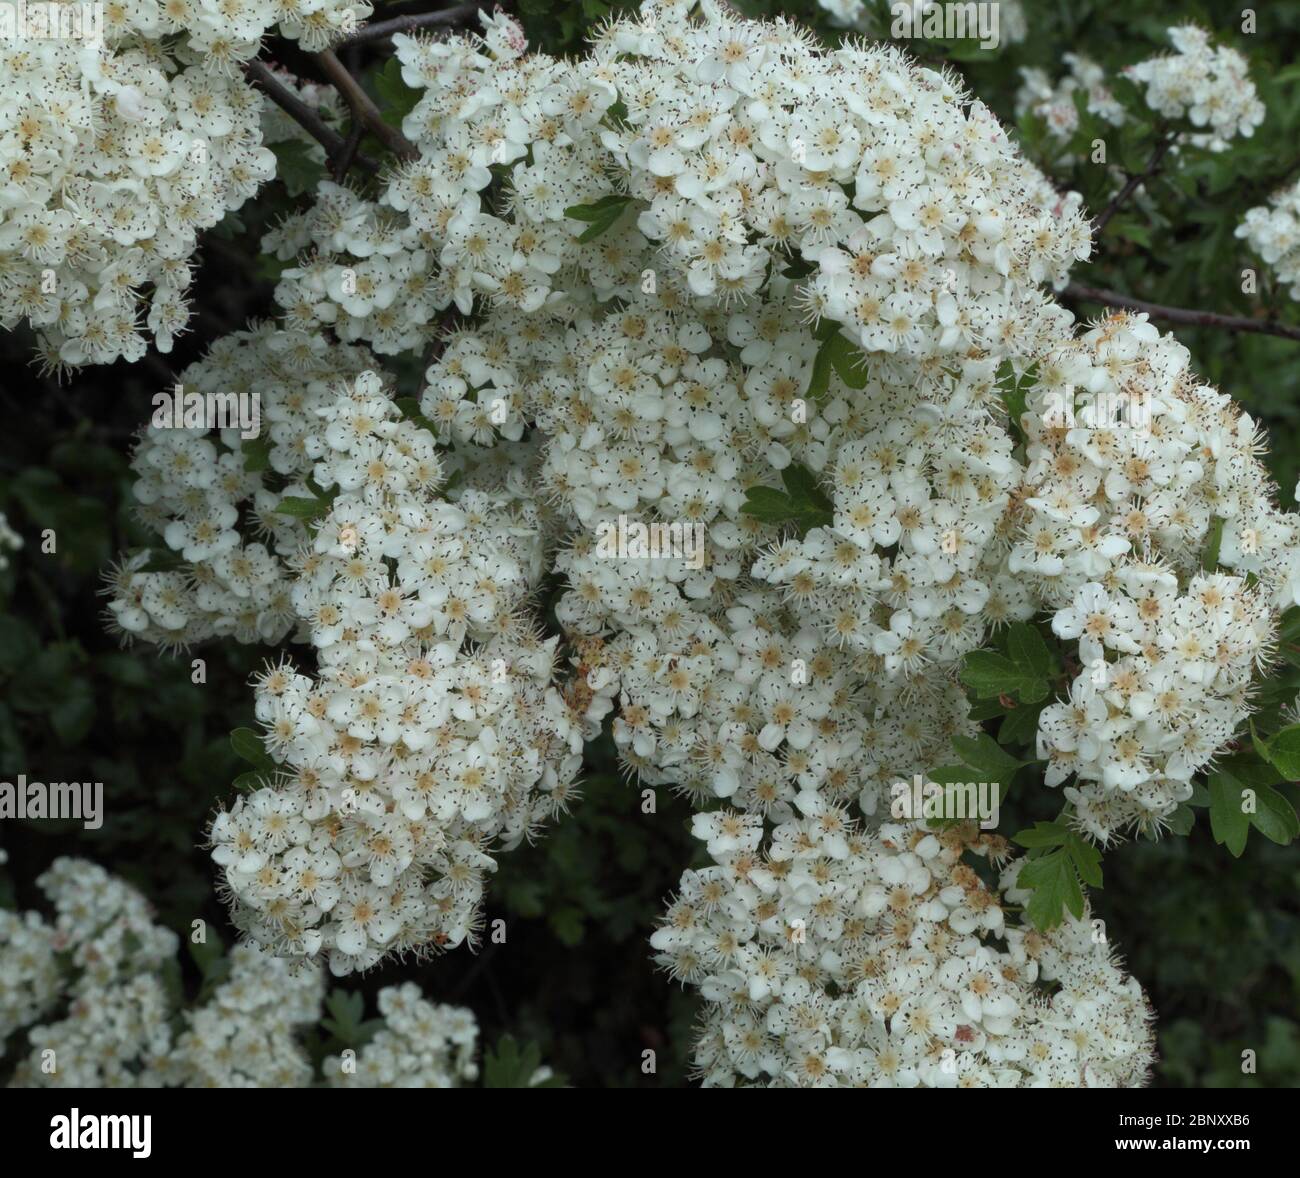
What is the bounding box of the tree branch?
[244,60,380,176]
[1066,283,1300,343]
[334,2,489,48]
[315,49,419,161]
[1093,131,1175,236]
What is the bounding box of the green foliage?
[959,622,1059,705]
[1012,821,1104,929]
[483,1035,567,1088]
[269,140,327,198]
[564,194,634,242]
[373,57,422,131]
[741,463,834,535]
[808,321,868,401]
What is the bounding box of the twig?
[1093,131,1176,236]
[243,60,380,176]
[1066,283,1300,343]
[332,117,365,183]
[334,3,488,48]
[316,49,418,161]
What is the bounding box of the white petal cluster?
[0,1,368,368]
[1017,26,1262,156]
[0,908,60,1042]
[1009,313,1293,837]
[266,0,1090,360]
[324,981,479,1087]
[652,812,1154,1087]
[1041,571,1270,841]
[104,326,377,649]
[6,858,179,1088]
[1124,26,1263,153]
[167,944,325,1088]
[203,370,585,974]
[1237,177,1300,301]
[1015,54,1126,143]
[0,859,545,1089]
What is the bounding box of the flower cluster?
[106,331,588,976]
[1124,26,1263,153]
[0,0,369,368]
[104,325,376,649]
[93,2,1300,1079]
[324,982,480,1087]
[0,857,546,1089]
[1010,313,1295,838]
[1238,177,1300,301]
[1016,25,1262,156]
[166,944,325,1088]
[267,0,1089,362]
[652,812,1154,1087]
[6,858,179,1088]
[1016,54,1126,143]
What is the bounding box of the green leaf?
[1252,786,1300,845]
[961,623,1056,705]
[270,139,326,198]
[1006,623,1055,681]
[564,194,632,242]
[231,727,274,770]
[1201,516,1224,571]
[960,652,1043,704]
[275,495,331,523]
[1167,804,1195,836]
[241,435,272,474]
[741,463,834,536]
[322,989,369,1045]
[374,57,422,130]
[950,732,1026,785]
[1012,820,1070,849]
[998,699,1045,748]
[997,361,1038,441]
[1208,770,1252,857]
[806,324,867,402]
[1259,724,1300,780]
[1018,849,1084,929]
[484,1035,547,1088]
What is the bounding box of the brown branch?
[334,3,489,48]
[315,49,418,162]
[332,117,366,183]
[1066,283,1300,344]
[1093,131,1176,236]
[243,60,380,176]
